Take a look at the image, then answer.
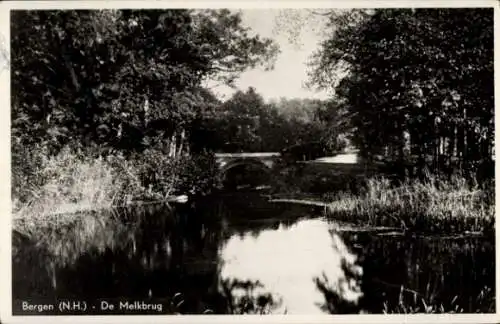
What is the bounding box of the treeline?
[309,8,494,182]
[10,9,278,206]
[11,9,278,156]
[192,87,347,154]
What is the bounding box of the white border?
[0,1,498,323]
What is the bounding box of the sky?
[206,9,330,102]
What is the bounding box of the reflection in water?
[338,232,496,313]
[12,194,495,314]
[13,202,223,313]
[218,218,362,314]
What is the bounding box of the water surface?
[12,193,495,314]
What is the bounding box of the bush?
[174,152,221,196]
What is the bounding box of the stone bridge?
[214,152,281,176]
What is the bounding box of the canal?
[12,191,495,314]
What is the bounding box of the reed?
[13,145,179,236]
[327,174,494,234]
[382,285,495,314]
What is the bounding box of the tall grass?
[12,144,218,236]
[327,174,495,234]
[14,147,139,223]
[382,285,495,314]
[15,150,119,219]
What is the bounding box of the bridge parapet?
[215,152,281,159]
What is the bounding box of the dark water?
[12,193,495,314]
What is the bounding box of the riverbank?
[12,144,218,236]
[325,176,494,235]
[270,162,494,235]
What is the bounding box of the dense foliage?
[11,9,278,204]
[202,87,347,154]
[309,8,494,181]
[11,9,278,154]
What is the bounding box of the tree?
[269,98,347,154]
[309,8,494,178]
[216,87,267,152]
[212,90,347,154]
[11,9,279,157]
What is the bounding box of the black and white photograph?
[0,0,498,322]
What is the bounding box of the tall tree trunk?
[457,123,465,172]
[447,124,456,169]
[169,131,177,158]
[143,97,150,127]
[177,128,186,157]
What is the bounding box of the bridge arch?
[219,158,273,190]
[219,158,272,177]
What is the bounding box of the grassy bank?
[12,144,219,236]
[326,175,494,235]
